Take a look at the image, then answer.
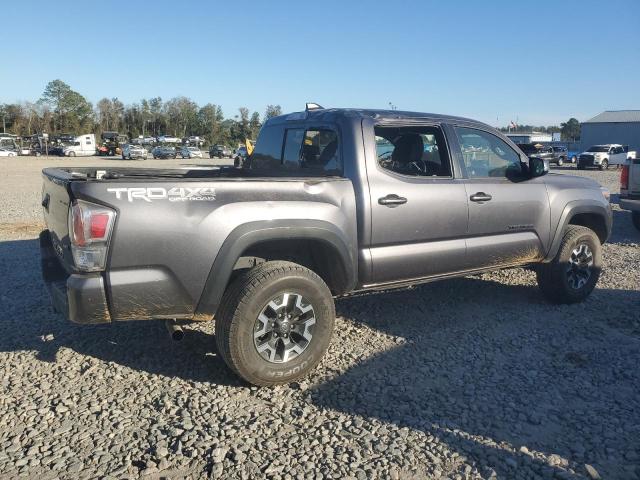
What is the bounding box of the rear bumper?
[40,230,111,324]
[620,196,640,212]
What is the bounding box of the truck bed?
[41,166,357,323]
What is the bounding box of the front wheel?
[599,159,608,170]
[632,212,640,232]
[536,225,602,304]
[571,155,577,163]
[215,261,335,386]
[557,157,564,166]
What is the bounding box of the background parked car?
[568,150,579,163]
[151,146,177,159]
[233,146,248,167]
[517,143,554,167]
[0,148,17,157]
[121,144,148,160]
[578,144,627,170]
[209,144,232,158]
[177,146,203,159]
[549,146,569,165]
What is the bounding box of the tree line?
[0,80,284,146]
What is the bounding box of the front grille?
[579,155,594,165]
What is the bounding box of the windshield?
[587,146,609,152]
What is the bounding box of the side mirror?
[529,157,548,178]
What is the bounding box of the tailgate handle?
[42,194,50,211]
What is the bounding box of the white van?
[63,134,96,157]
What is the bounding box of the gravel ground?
[0,158,638,479]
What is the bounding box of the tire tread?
[215,261,333,386]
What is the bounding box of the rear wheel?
[69,151,76,157]
[632,212,640,232]
[557,157,564,166]
[571,155,577,163]
[215,261,335,386]
[536,225,601,304]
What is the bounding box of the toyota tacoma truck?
[41,106,612,386]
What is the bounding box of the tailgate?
[41,168,75,270]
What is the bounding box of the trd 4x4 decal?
[107,187,216,202]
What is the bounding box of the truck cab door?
[452,126,550,270]
[366,124,469,284]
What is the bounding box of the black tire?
[69,151,76,157]
[122,155,126,160]
[234,157,240,168]
[571,155,577,163]
[599,159,608,170]
[557,157,564,166]
[215,261,335,386]
[632,212,640,232]
[536,225,602,304]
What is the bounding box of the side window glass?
[375,126,452,177]
[301,129,339,171]
[251,125,285,169]
[283,128,341,173]
[455,127,522,179]
[282,129,305,168]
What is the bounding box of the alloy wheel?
[253,292,316,363]
[566,243,594,289]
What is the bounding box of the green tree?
[39,79,93,133]
[249,111,261,139]
[560,118,580,141]
[198,103,225,145]
[165,96,199,137]
[264,104,282,121]
[231,107,251,144]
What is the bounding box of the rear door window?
[282,128,341,174]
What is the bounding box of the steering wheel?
[410,158,428,174]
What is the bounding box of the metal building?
[581,110,640,152]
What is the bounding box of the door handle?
[378,194,407,207]
[470,192,492,202]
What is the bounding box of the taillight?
[620,165,629,191]
[68,201,116,271]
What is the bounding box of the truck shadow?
[0,238,240,387]
[1,237,638,478]
[610,208,639,244]
[310,278,640,478]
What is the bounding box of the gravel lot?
[0,157,638,479]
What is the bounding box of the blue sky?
[1,0,639,126]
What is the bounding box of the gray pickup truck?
[41,106,612,385]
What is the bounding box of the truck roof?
[265,108,490,129]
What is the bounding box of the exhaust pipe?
[166,320,184,341]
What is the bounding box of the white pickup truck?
[620,158,640,231]
[577,144,635,170]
